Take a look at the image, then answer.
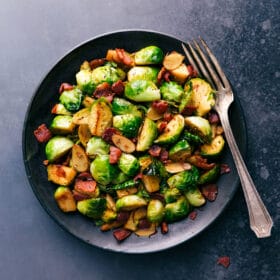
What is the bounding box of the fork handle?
[219,111,273,238]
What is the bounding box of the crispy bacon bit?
[189,211,198,220]
[93,82,114,102]
[201,184,218,202]
[157,67,171,84]
[77,172,93,181]
[59,83,74,94]
[187,155,215,170]
[163,71,171,82]
[109,146,122,164]
[163,112,173,122]
[89,58,106,69]
[152,100,169,114]
[187,65,198,78]
[113,228,132,242]
[34,124,52,143]
[74,180,97,196]
[150,193,165,203]
[159,148,169,163]
[220,164,231,174]
[55,165,66,178]
[72,190,90,201]
[158,121,168,133]
[51,104,59,114]
[161,222,168,234]
[208,111,220,124]
[181,105,197,116]
[138,219,151,229]
[148,145,162,157]
[117,212,130,223]
[115,48,134,67]
[102,127,119,144]
[111,80,125,95]
[43,160,49,166]
[217,256,230,268]
[133,173,143,182]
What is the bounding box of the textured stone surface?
[0,0,279,279]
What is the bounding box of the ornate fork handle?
[218,104,273,238]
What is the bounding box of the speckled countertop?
[0,1,279,279]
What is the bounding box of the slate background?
[0,0,279,279]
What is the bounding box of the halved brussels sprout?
[76,69,95,94]
[111,97,142,117]
[169,139,192,162]
[90,155,118,185]
[136,118,158,151]
[181,130,204,145]
[165,196,190,223]
[91,63,125,86]
[185,116,212,143]
[198,164,221,185]
[185,187,206,207]
[86,136,110,158]
[147,199,165,223]
[127,66,159,83]
[118,153,140,177]
[160,81,184,103]
[124,80,160,102]
[164,188,181,203]
[54,186,76,212]
[59,87,83,112]
[51,103,72,115]
[134,46,164,65]
[77,197,107,219]
[50,115,75,135]
[45,136,74,162]
[113,114,142,138]
[200,135,225,158]
[167,166,199,191]
[111,172,129,184]
[116,195,147,211]
[155,114,185,145]
[101,209,117,223]
[178,87,193,113]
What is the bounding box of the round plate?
[22,30,247,253]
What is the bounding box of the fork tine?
[199,37,230,89]
[192,39,221,90]
[181,43,201,76]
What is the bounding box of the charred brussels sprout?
[50,115,75,135]
[90,155,118,185]
[59,88,83,112]
[77,197,107,219]
[165,196,190,223]
[169,139,192,162]
[198,164,220,185]
[127,66,159,83]
[113,114,142,138]
[200,135,225,158]
[160,81,184,103]
[142,158,167,178]
[167,166,200,191]
[124,80,160,102]
[164,188,181,203]
[111,97,142,117]
[86,136,110,158]
[91,63,125,86]
[76,69,95,94]
[45,136,74,162]
[134,46,164,65]
[185,187,206,207]
[147,199,165,223]
[181,131,204,145]
[116,195,147,211]
[118,153,140,177]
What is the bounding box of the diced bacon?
[217,256,230,268]
[163,71,171,82]
[72,190,90,201]
[138,219,151,229]
[133,173,143,182]
[158,121,168,133]
[159,148,169,163]
[102,127,119,144]
[116,212,130,223]
[181,105,197,116]
[74,180,97,196]
[163,112,173,122]
[34,124,52,143]
[161,222,168,234]
[208,111,220,124]
[220,164,231,174]
[187,65,198,77]
[89,58,106,69]
[115,48,134,67]
[77,172,93,181]
[93,82,114,101]
[113,228,132,242]
[59,83,74,94]
[201,184,218,202]
[111,80,125,95]
[189,211,198,220]
[157,67,171,84]
[152,100,169,114]
[109,146,122,164]
[148,145,162,157]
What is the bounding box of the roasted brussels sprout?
[76,69,95,94]
[112,172,129,184]
[90,155,118,185]
[127,66,159,83]
[118,153,140,177]
[169,139,192,162]
[54,186,76,212]
[50,115,75,135]
[116,195,147,211]
[200,135,225,158]
[91,63,125,86]
[147,199,165,223]
[113,114,142,138]
[164,188,181,203]
[124,80,160,102]
[111,97,142,117]
[101,209,117,223]
[178,87,193,113]
[86,136,110,158]
[165,196,190,223]
[198,164,220,185]
[134,46,164,65]
[181,130,204,145]
[185,187,206,207]
[77,197,107,219]
[45,136,74,162]
[47,164,77,186]
[59,87,83,112]
[160,81,184,103]
[167,166,200,192]
[51,103,72,115]
[142,158,167,178]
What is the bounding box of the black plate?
[22,30,247,253]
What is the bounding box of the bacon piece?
[180,105,197,116]
[74,180,97,196]
[113,228,132,242]
[34,124,52,143]
[201,184,218,202]
[116,212,130,223]
[163,71,171,82]
[187,65,198,78]
[163,112,173,122]
[189,211,198,220]
[220,163,231,174]
[161,222,168,234]
[187,155,215,170]
[157,67,171,84]
[77,172,93,181]
[72,190,90,201]
[89,58,106,69]
[109,146,122,164]
[102,127,119,144]
[217,256,230,268]
[138,219,151,229]
[152,100,169,114]
[148,145,162,157]
[59,83,74,94]
[93,82,114,102]
[115,48,134,67]
[158,121,168,133]
[208,111,220,124]
[133,173,143,182]
[111,80,125,95]
[159,148,169,163]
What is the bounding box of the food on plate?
[34,45,228,242]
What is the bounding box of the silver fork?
[182,38,273,238]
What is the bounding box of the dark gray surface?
[0,0,279,279]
